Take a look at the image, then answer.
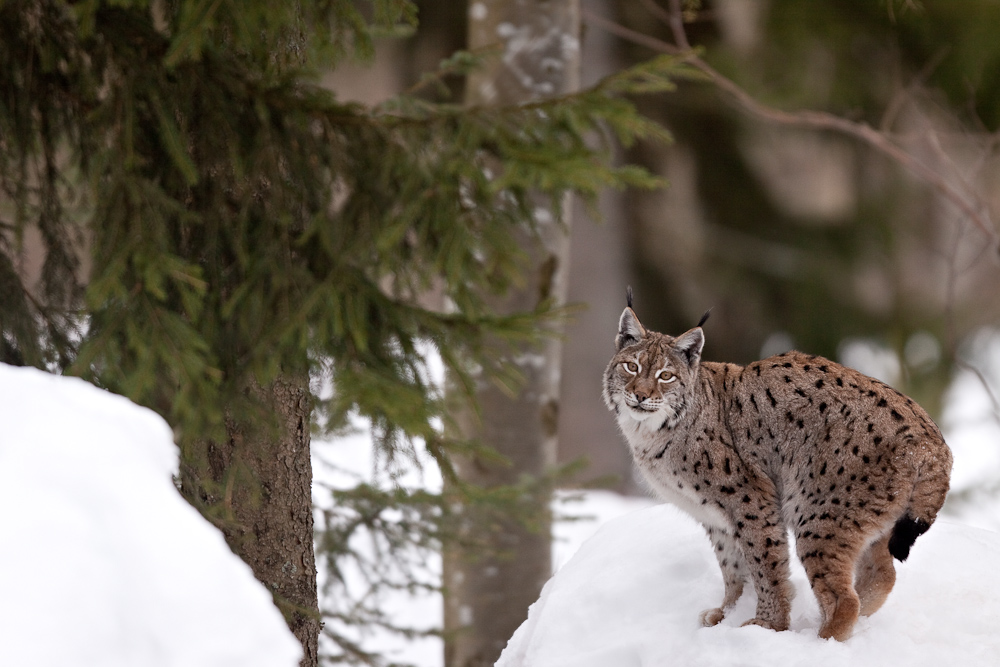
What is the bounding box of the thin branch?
[581,8,999,245]
[665,0,691,51]
[879,45,950,133]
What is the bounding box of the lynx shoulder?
[602,300,952,641]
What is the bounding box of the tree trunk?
[184,375,320,667]
[444,3,580,666]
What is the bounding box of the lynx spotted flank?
[603,293,952,641]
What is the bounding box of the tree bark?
[444,2,580,666]
[185,375,320,667]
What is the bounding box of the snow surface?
[498,504,1000,667]
[0,364,302,667]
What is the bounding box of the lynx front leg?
[700,526,746,626]
[732,495,793,632]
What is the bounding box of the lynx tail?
[888,452,952,561]
[887,516,929,561]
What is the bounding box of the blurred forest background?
[6,1,1000,666]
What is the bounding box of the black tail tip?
[888,516,930,561]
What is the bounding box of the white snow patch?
[499,504,1000,667]
[552,490,656,571]
[0,363,301,667]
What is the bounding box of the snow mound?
[499,503,1000,667]
[0,364,302,667]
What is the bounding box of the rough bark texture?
[186,375,320,667]
[444,2,580,666]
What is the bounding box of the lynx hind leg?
[854,532,896,617]
[796,531,863,641]
[700,527,746,627]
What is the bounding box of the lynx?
[602,292,952,641]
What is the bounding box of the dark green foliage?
[0,1,686,662]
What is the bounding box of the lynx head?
[603,300,706,431]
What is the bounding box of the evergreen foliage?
[0,1,687,662]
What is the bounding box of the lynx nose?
[633,389,650,402]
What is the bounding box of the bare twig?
[879,46,950,133]
[666,0,691,50]
[581,7,999,244]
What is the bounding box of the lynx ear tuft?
[616,307,645,351]
[673,327,705,367]
[626,285,634,309]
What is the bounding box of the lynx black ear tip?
[697,308,712,329]
[626,285,633,309]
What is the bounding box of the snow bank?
[0,364,301,667]
[499,503,1000,667]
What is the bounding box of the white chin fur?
[625,404,660,421]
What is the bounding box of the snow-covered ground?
[498,505,1000,667]
[0,364,301,667]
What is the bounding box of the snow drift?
[0,364,301,667]
[499,503,1000,667]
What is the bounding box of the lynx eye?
[622,361,640,375]
[657,370,677,384]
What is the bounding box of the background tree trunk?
[185,375,320,667]
[444,2,581,666]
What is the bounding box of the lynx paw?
[740,617,788,632]
[699,608,726,627]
